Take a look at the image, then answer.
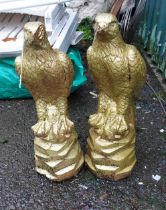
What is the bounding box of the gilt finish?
[15,22,84,181]
[85,13,147,180]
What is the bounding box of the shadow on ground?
[0,70,165,210]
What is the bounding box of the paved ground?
[0,67,165,209]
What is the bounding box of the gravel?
[0,65,165,210]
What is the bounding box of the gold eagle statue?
[15,22,84,181]
[85,13,147,180]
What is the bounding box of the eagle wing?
[127,45,147,98]
[57,51,74,89]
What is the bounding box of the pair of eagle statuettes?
[15,13,147,181]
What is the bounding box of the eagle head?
[94,13,120,40]
[24,22,49,48]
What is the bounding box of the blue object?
[0,47,87,99]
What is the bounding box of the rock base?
[34,132,84,181]
[85,128,136,180]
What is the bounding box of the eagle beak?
[95,22,108,33]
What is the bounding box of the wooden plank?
[0,39,23,57]
[0,13,8,22]
[12,6,50,17]
[111,0,124,16]
[0,6,82,56]
[52,9,78,50]
[0,0,21,2]
[0,14,35,40]
[45,5,65,32]
[16,15,34,38]
[0,0,72,12]
[45,4,62,19]
[48,12,68,45]
[59,20,78,52]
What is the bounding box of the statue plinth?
[32,104,84,181]
[85,127,136,180]
[34,132,83,181]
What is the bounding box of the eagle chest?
[90,49,128,82]
[22,52,63,85]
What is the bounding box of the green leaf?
[0,138,8,144]
[77,17,94,41]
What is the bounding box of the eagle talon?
[89,113,105,128]
[52,115,74,140]
[32,120,50,137]
[103,114,128,139]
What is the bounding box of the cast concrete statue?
[15,22,84,181]
[85,13,147,180]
